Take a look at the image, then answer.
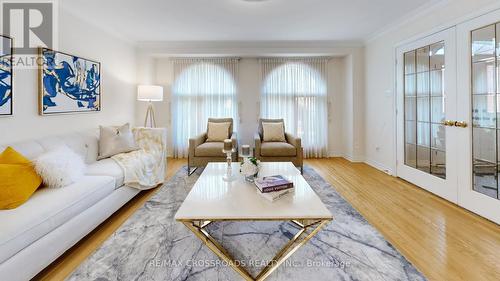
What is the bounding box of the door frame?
[395,28,458,203]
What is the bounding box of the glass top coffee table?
[175,162,333,281]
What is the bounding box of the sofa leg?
[188,166,197,176]
[300,166,303,174]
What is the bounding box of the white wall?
[364,0,500,174]
[342,51,365,162]
[136,48,362,158]
[0,8,137,145]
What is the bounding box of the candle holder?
[240,144,251,159]
[222,148,237,182]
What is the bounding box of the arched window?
[172,60,238,158]
[261,59,328,158]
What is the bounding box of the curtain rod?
[167,56,334,60]
[257,56,333,61]
[169,57,241,61]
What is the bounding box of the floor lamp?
[137,85,163,128]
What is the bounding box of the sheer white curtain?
[260,58,328,158]
[172,58,239,158]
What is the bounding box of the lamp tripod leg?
[151,104,156,127]
[143,105,149,127]
[144,102,156,128]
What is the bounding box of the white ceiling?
[62,0,437,43]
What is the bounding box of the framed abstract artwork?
[0,35,13,116]
[39,48,101,115]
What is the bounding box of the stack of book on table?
[254,175,294,202]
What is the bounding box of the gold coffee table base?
[179,218,331,281]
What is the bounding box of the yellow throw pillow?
[0,146,30,164]
[0,147,42,209]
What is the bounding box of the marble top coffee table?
[175,162,333,281]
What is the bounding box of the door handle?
[454,121,468,128]
[442,120,455,126]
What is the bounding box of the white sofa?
[0,128,165,281]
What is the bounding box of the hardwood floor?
[307,158,500,281]
[36,158,500,281]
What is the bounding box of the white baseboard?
[364,158,395,176]
[328,151,343,158]
[343,154,364,163]
[168,150,395,177]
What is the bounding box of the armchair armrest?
[189,132,206,156]
[285,132,301,149]
[254,133,262,157]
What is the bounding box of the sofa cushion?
[260,142,297,157]
[195,142,225,157]
[86,159,124,188]
[0,141,44,161]
[0,130,100,165]
[0,176,115,264]
[35,130,99,164]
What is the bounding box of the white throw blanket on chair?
[112,127,167,190]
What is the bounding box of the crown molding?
[136,40,364,57]
[365,0,500,45]
[364,0,450,44]
[393,1,500,48]
[60,2,136,46]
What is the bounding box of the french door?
[397,10,500,224]
[396,28,458,203]
[456,9,500,224]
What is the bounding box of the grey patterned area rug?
[68,166,426,281]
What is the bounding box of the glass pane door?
[456,9,500,224]
[471,23,500,199]
[397,27,457,203]
[404,42,446,179]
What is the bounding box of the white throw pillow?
[98,123,139,160]
[34,145,86,188]
[206,122,231,142]
[262,122,286,142]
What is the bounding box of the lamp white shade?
[137,85,163,101]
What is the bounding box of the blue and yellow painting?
[0,35,12,116]
[40,48,101,114]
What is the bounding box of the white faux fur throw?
[35,145,85,188]
[112,127,167,190]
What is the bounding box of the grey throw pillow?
[98,123,139,160]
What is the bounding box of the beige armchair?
[188,118,238,175]
[254,118,303,173]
